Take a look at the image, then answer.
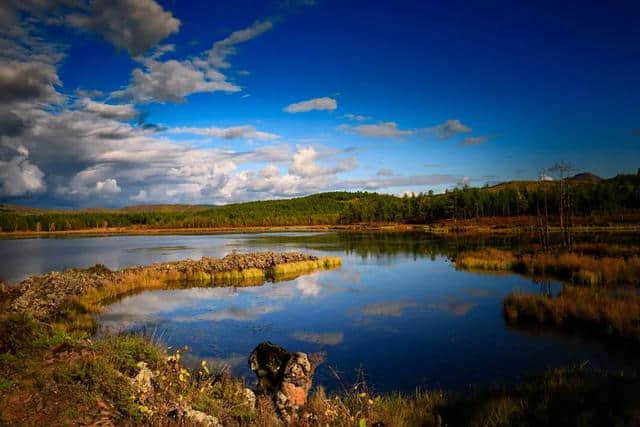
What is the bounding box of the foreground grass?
[456,247,640,287]
[2,313,639,426]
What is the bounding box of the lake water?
[1,232,635,392]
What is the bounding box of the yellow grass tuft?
[504,287,640,342]
[456,249,640,287]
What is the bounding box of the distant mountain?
[569,172,602,183]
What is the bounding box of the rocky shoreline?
[2,251,341,323]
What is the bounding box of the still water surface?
[0,232,634,392]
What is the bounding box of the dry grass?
[456,248,640,287]
[58,257,341,333]
[503,287,640,343]
[272,256,342,278]
[455,248,519,271]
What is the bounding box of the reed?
[271,256,342,276]
[456,249,640,287]
[503,287,640,343]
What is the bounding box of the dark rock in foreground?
[249,341,316,421]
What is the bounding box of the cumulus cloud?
[289,146,356,178]
[0,61,61,103]
[169,125,280,141]
[78,98,138,120]
[284,97,337,113]
[0,145,46,196]
[66,0,180,56]
[461,136,488,145]
[113,56,240,103]
[113,19,272,103]
[342,122,414,138]
[428,119,471,140]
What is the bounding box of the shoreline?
[2,220,640,239]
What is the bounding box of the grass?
[456,248,640,287]
[271,256,342,278]
[2,312,639,426]
[53,256,341,334]
[503,287,640,344]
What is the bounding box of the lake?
[1,232,635,392]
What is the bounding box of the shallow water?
[1,232,636,392]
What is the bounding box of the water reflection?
[3,232,638,392]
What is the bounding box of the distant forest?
[1,174,639,232]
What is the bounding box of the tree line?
[0,174,638,232]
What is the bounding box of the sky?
[0,0,639,208]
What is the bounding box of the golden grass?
[455,248,519,271]
[58,256,342,333]
[271,256,342,277]
[456,249,640,287]
[504,287,640,343]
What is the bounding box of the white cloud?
[284,97,337,113]
[343,121,414,138]
[289,146,356,178]
[113,56,240,103]
[340,113,370,121]
[66,0,180,56]
[428,119,471,140]
[343,174,460,190]
[0,145,46,196]
[130,189,148,201]
[207,20,273,69]
[113,19,273,103]
[78,98,138,120]
[169,125,279,141]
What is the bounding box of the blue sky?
[0,0,639,207]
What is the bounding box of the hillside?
[1,175,639,232]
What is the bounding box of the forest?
[1,173,639,232]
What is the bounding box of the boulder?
[249,342,314,420]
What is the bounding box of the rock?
[132,362,154,402]
[249,342,315,421]
[183,408,221,427]
[243,388,256,409]
[168,407,221,427]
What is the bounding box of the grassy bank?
[5,253,341,335]
[2,313,639,426]
[503,287,640,345]
[455,245,640,346]
[456,247,640,287]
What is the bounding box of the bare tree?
[537,168,551,251]
[549,161,574,250]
